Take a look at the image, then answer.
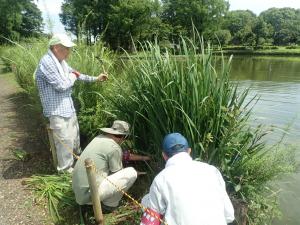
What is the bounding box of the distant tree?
[274,29,298,45]
[106,0,164,50]
[60,0,78,37]
[60,0,165,50]
[161,0,229,40]
[212,29,231,46]
[223,10,257,45]
[260,8,300,45]
[60,0,111,44]
[19,1,43,37]
[0,0,42,43]
[253,17,274,46]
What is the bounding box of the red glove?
[72,71,80,78]
[123,150,130,161]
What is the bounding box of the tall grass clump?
[25,173,76,222]
[109,38,296,223]
[0,37,48,114]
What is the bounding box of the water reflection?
[230,56,300,83]
[229,56,300,225]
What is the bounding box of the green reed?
[108,37,296,223]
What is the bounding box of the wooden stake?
[46,125,58,170]
[85,158,104,225]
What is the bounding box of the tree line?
[0,0,43,43]
[1,0,300,49]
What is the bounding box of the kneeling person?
[72,120,148,212]
[141,133,234,225]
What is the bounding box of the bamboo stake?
[85,158,104,225]
[46,125,58,170]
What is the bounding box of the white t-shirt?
[141,152,235,225]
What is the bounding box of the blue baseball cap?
[162,133,189,156]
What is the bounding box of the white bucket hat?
[49,33,76,47]
[100,120,130,136]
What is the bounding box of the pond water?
[229,55,300,225]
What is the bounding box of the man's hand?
[97,73,108,82]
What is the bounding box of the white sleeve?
[215,167,235,223]
[141,177,166,215]
[224,192,235,223]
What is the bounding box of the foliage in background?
[161,0,229,38]
[0,0,43,44]
[59,0,300,49]
[60,0,167,50]
[260,8,300,45]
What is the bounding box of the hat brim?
[100,128,129,136]
[61,41,76,48]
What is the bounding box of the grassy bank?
[216,46,300,56]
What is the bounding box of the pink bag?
[140,208,163,225]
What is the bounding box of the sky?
[34,0,66,34]
[35,0,300,34]
[229,0,300,15]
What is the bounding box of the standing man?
[72,120,150,213]
[141,133,235,225]
[35,33,108,172]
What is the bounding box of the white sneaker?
[66,167,74,173]
[57,167,74,174]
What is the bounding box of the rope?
[51,130,168,225]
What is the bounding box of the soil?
[0,66,54,225]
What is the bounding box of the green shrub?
[223,46,249,50]
[285,44,299,49]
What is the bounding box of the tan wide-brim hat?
[100,120,130,136]
[49,33,76,48]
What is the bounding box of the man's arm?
[123,150,151,161]
[141,178,166,214]
[72,70,97,82]
[69,64,108,83]
[108,147,123,173]
[214,168,235,223]
[140,179,165,225]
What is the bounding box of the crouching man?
[72,120,150,213]
[141,132,235,225]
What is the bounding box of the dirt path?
[0,66,54,225]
